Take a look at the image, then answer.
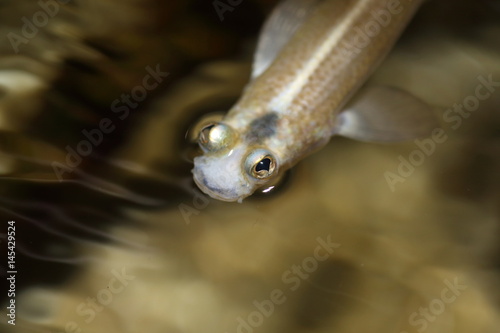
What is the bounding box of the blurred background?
[0,0,499,332]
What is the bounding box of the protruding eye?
[198,122,235,152]
[245,149,277,180]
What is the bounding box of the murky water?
[1,1,499,333]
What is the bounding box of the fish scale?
[193,0,436,202]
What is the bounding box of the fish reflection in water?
[0,0,500,333]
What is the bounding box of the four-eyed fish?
[192,0,437,202]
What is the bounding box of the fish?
[192,0,438,203]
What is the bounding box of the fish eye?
[198,122,235,152]
[245,149,277,180]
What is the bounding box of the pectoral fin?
[335,85,440,142]
[252,0,321,79]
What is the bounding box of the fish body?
[193,0,436,202]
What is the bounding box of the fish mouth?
[192,168,248,203]
[191,145,255,203]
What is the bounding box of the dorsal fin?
[251,0,322,79]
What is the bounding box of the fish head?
[192,122,279,202]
